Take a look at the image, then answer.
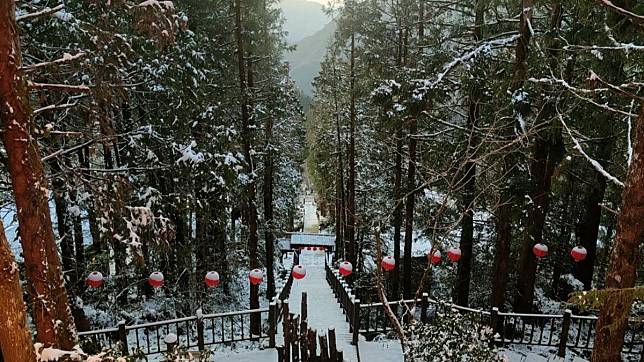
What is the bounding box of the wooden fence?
[324,260,644,359]
[277,291,344,362]
[79,270,295,356]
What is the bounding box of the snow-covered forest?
[0,0,642,361]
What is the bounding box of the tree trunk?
[334,67,345,261]
[390,8,405,301]
[234,0,260,334]
[391,127,403,300]
[455,0,483,307]
[264,112,275,300]
[574,136,613,290]
[72,150,86,278]
[402,117,417,300]
[346,30,357,268]
[52,164,74,274]
[490,0,534,310]
[402,0,424,301]
[515,1,565,313]
[591,101,644,361]
[81,146,101,252]
[0,221,37,362]
[0,0,77,349]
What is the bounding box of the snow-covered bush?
[403,309,504,361]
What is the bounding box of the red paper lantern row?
[339,261,353,276]
[86,271,104,288]
[149,271,164,288]
[447,247,462,262]
[249,269,264,285]
[532,243,548,258]
[428,250,441,265]
[570,246,587,262]
[381,256,395,271]
[292,265,307,279]
[204,271,220,288]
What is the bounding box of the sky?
[308,0,336,5]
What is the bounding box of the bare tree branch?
[16,4,64,21]
[596,0,644,26]
[28,81,91,93]
[21,52,85,72]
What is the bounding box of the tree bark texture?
[0,0,77,349]
[591,101,644,361]
[0,221,37,362]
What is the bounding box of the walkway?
[286,193,359,360]
[288,250,359,361]
[302,193,319,233]
[283,194,403,362]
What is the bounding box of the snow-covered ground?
[286,200,404,361]
[302,193,320,233]
[286,251,361,361]
[502,346,589,362]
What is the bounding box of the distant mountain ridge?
[286,21,336,96]
[280,0,329,42]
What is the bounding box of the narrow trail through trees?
[287,194,360,361]
[285,194,403,362]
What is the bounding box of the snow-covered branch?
[528,77,638,118]
[16,4,64,21]
[558,112,625,187]
[28,81,91,93]
[597,0,644,26]
[33,102,79,116]
[21,52,85,72]
[413,34,521,100]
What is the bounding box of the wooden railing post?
[196,309,205,351]
[164,333,177,354]
[277,345,284,362]
[301,292,308,322]
[352,299,360,345]
[283,300,291,361]
[269,300,277,348]
[490,307,499,333]
[117,320,128,355]
[558,309,572,357]
[421,293,429,323]
[328,328,338,361]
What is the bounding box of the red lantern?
[86,271,104,288]
[204,271,220,288]
[148,271,164,288]
[339,261,353,277]
[249,269,264,285]
[427,250,441,265]
[532,243,548,258]
[570,246,587,262]
[381,256,395,271]
[292,265,307,280]
[447,247,462,262]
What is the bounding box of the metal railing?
[324,262,644,358]
[79,270,296,356]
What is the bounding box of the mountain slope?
[280,0,329,42]
[286,21,336,96]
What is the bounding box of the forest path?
[302,193,320,233]
[288,188,359,360]
[287,251,360,362]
